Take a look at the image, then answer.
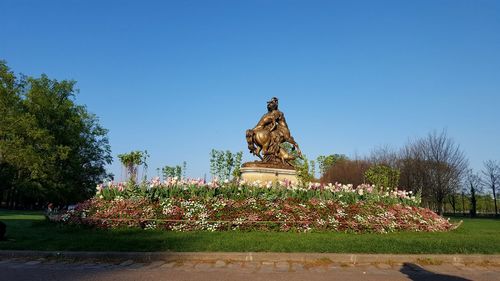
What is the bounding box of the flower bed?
[57,178,454,233]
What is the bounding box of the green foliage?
[162,165,182,179]
[364,164,400,191]
[441,193,500,215]
[209,149,243,181]
[317,154,348,176]
[280,143,314,185]
[295,155,314,186]
[118,150,148,183]
[309,160,316,179]
[0,60,112,206]
[232,152,243,178]
[117,151,147,167]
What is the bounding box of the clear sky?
[1,0,499,180]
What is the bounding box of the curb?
[1,251,500,265]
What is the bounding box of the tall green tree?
[0,60,112,207]
[1,61,54,207]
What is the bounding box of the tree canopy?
[0,61,112,208]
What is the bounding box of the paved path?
[1,257,499,281]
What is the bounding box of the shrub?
[321,159,371,186]
[364,164,401,191]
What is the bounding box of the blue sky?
[1,0,499,180]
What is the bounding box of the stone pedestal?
[240,166,298,184]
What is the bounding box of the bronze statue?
[245,97,302,169]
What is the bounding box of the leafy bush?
[364,164,401,191]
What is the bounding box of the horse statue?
[245,97,302,167]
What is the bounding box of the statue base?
[240,163,298,184]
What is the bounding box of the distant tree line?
[0,61,112,209]
[318,130,499,216]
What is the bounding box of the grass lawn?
[0,209,499,254]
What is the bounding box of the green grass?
[1,209,499,254]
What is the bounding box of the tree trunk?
[451,196,456,214]
[470,189,477,217]
[14,189,20,209]
[436,200,444,215]
[461,192,465,216]
[493,188,498,216]
[6,187,13,209]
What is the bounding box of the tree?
[399,130,468,215]
[209,149,243,181]
[448,192,458,215]
[309,160,316,180]
[162,164,183,180]
[232,152,243,179]
[399,140,433,206]
[0,62,52,207]
[369,145,399,168]
[0,60,112,206]
[118,150,148,183]
[465,170,482,217]
[482,160,499,216]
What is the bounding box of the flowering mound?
[57,179,454,233]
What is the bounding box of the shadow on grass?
[1,209,500,253]
[0,212,205,252]
[400,263,471,281]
